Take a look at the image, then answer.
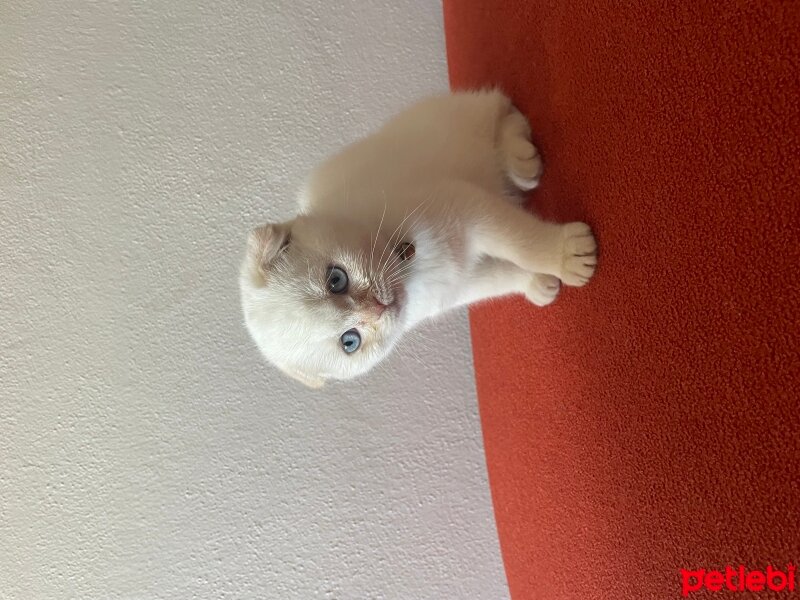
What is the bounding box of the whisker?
[371,200,387,270]
[376,226,423,290]
[384,261,415,285]
[374,194,431,278]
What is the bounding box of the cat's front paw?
[526,273,561,306]
[559,222,597,287]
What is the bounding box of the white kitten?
[240,90,597,387]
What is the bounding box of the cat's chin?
[384,282,408,325]
[383,302,402,327]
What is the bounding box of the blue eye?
[326,266,348,294]
[340,329,361,354]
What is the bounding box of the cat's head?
[240,215,412,387]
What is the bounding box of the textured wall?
[0,2,508,599]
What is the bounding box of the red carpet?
[444,2,800,598]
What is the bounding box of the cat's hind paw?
[507,141,543,191]
[501,108,543,191]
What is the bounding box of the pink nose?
[361,298,388,322]
[372,299,388,318]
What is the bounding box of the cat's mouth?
[382,241,415,318]
[364,241,413,324]
[374,288,403,319]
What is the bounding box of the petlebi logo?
[681,564,796,596]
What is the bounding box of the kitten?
[240,89,597,387]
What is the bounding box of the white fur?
[240,89,597,387]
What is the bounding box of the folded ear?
[278,364,326,389]
[243,221,292,287]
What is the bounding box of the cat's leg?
[464,188,597,286]
[455,258,561,308]
[499,106,543,191]
[527,273,562,306]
